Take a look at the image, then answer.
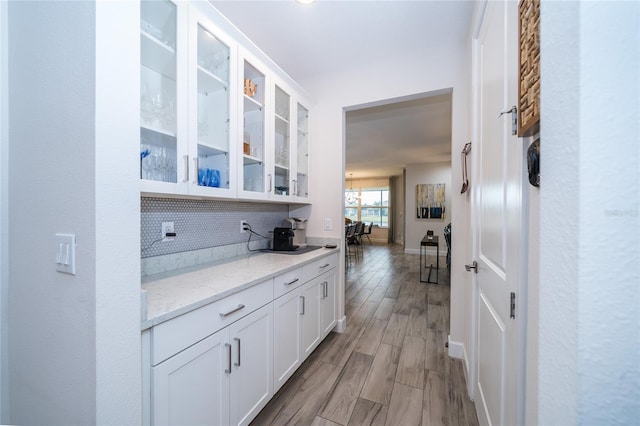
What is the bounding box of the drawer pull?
[319,263,330,269]
[225,343,232,374]
[285,278,299,286]
[220,304,246,318]
[234,337,241,367]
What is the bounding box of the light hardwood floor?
[251,244,479,426]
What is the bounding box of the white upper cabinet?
[140,0,189,195]
[187,9,238,198]
[237,49,268,200]
[271,83,292,200]
[295,102,310,201]
[139,1,310,204]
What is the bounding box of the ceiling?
[211,0,474,179]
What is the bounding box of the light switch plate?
[55,233,76,275]
[324,218,332,231]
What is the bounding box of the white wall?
[7,2,140,424]
[539,2,639,424]
[0,0,8,421]
[299,42,470,351]
[95,2,141,423]
[404,162,452,256]
[8,3,97,422]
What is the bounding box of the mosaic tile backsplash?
[141,197,290,258]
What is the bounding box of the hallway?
[251,244,478,425]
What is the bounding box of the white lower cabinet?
[273,288,303,391]
[301,277,322,358]
[320,270,337,336]
[273,264,337,392]
[152,304,273,426]
[152,327,230,426]
[229,304,273,426]
[146,252,338,425]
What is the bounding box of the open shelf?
[141,31,176,80]
[198,143,228,157]
[243,154,262,166]
[198,66,228,95]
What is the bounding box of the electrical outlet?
[161,222,175,242]
[240,220,248,233]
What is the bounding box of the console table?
[420,235,439,284]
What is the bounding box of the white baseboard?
[448,335,473,399]
[335,316,347,333]
[447,335,465,359]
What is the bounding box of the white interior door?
[472,1,523,425]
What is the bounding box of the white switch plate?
[55,233,76,275]
[324,218,332,231]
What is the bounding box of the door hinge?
[510,292,516,319]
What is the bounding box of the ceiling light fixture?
[295,0,315,4]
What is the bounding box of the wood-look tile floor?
[251,244,479,426]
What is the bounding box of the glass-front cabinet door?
[188,11,237,197]
[240,55,266,198]
[295,103,309,199]
[140,0,186,193]
[273,85,291,197]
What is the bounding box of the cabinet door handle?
[234,337,241,367]
[192,157,199,185]
[219,304,245,318]
[300,296,305,315]
[292,179,298,196]
[285,278,299,286]
[267,174,272,192]
[319,263,330,269]
[324,281,328,298]
[183,155,189,182]
[320,282,326,299]
[225,343,232,374]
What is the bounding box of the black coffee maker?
[273,227,298,251]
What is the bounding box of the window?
[344,186,389,227]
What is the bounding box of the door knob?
[465,261,478,273]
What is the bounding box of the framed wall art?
[416,183,445,219]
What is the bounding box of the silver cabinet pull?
[234,337,241,367]
[292,179,298,196]
[219,304,245,318]
[323,281,328,298]
[285,278,299,286]
[192,157,199,185]
[300,296,305,315]
[225,343,232,374]
[319,263,330,269]
[183,155,189,182]
[267,174,272,192]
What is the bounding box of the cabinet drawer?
[152,279,273,365]
[273,267,304,298]
[302,253,338,283]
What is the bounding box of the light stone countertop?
[141,246,339,330]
